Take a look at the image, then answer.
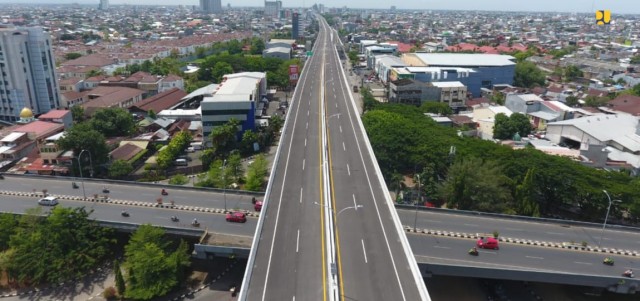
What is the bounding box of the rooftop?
[38,109,70,120]
[431,81,465,88]
[412,53,516,67]
[548,114,639,145]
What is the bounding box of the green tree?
[515,168,541,216]
[250,38,265,55]
[147,109,157,119]
[210,118,240,158]
[114,260,126,296]
[420,102,453,115]
[510,113,533,137]
[90,107,135,137]
[168,174,189,185]
[108,159,133,179]
[227,152,244,184]
[493,113,513,140]
[7,207,113,285]
[64,52,82,60]
[565,95,579,107]
[584,95,609,107]
[438,157,512,212]
[70,105,84,123]
[0,213,18,251]
[227,39,243,55]
[563,65,584,81]
[514,61,545,88]
[57,122,110,166]
[631,56,640,64]
[123,225,190,300]
[245,154,268,191]
[241,130,259,155]
[491,92,506,105]
[211,61,234,83]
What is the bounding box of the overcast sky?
[2,0,638,14]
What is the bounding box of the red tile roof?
[110,143,144,161]
[38,110,70,120]
[608,94,640,116]
[128,88,187,113]
[14,121,64,139]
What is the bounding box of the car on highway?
[254,201,263,212]
[38,196,59,206]
[477,237,499,250]
[226,212,247,223]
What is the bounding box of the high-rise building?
[98,0,109,10]
[292,12,300,39]
[200,0,222,13]
[265,0,282,18]
[0,25,60,122]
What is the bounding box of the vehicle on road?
[161,189,168,196]
[72,182,79,189]
[254,201,263,212]
[121,210,129,217]
[477,237,499,250]
[603,257,614,266]
[171,216,179,222]
[0,173,4,179]
[226,212,247,223]
[468,247,479,256]
[38,196,59,206]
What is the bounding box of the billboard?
[289,64,299,84]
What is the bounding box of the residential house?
[38,110,73,129]
[81,86,145,115]
[128,88,188,118]
[505,94,575,130]
[607,94,640,116]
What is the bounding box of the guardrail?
[1,173,264,197]
[395,204,640,233]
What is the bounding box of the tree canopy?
[514,61,546,88]
[493,112,532,140]
[56,122,110,166]
[89,107,135,137]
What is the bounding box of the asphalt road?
[243,16,326,301]
[400,209,640,251]
[0,193,257,237]
[409,234,640,278]
[0,175,257,212]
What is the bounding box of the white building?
[264,0,282,18]
[472,105,513,140]
[431,81,467,109]
[0,25,60,123]
[99,0,109,10]
[200,72,267,144]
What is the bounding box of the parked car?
[226,212,247,223]
[477,237,499,250]
[38,196,59,206]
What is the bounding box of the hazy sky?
[1,0,638,14]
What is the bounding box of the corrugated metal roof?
[414,53,516,67]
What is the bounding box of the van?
[174,159,188,166]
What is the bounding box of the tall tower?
[0,25,60,122]
[200,0,222,13]
[292,12,300,39]
[98,0,109,10]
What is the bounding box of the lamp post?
[79,149,93,177]
[72,157,87,200]
[599,190,621,248]
[314,202,363,217]
[222,159,227,212]
[414,174,420,230]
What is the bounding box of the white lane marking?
[361,239,368,263]
[545,232,564,235]
[307,110,309,116]
[463,223,478,227]
[339,125,342,133]
[526,256,544,260]
[304,138,307,147]
[300,187,303,204]
[302,159,305,170]
[434,246,451,249]
[306,122,308,129]
[574,261,592,265]
[296,230,300,253]
[347,164,350,176]
[353,194,358,209]
[506,228,523,231]
[335,102,337,108]
[293,297,295,301]
[342,142,346,151]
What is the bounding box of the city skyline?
[0,0,638,14]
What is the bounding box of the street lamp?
[79,149,93,177]
[414,174,421,230]
[599,190,621,248]
[222,159,227,212]
[71,157,86,200]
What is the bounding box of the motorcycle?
[171,216,179,222]
[603,258,614,266]
[468,248,479,256]
[72,182,79,189]
[623,271,635,278]
[103,187,110,193]
[121,211,129,217]
[191,220,200,227]
[161,189,168,196]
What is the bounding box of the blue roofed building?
[399,53,516,97]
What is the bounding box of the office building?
[265,0,282,18]
[98,0,109,10]
[292,12,300,39]
[200,0,222,13]
[201,72,267,144]
[0,25,60,122]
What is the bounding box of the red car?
[477,237,499,250]
[226,212,247,223]
[254,201,263,212]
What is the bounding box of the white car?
[38,196,59,206]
